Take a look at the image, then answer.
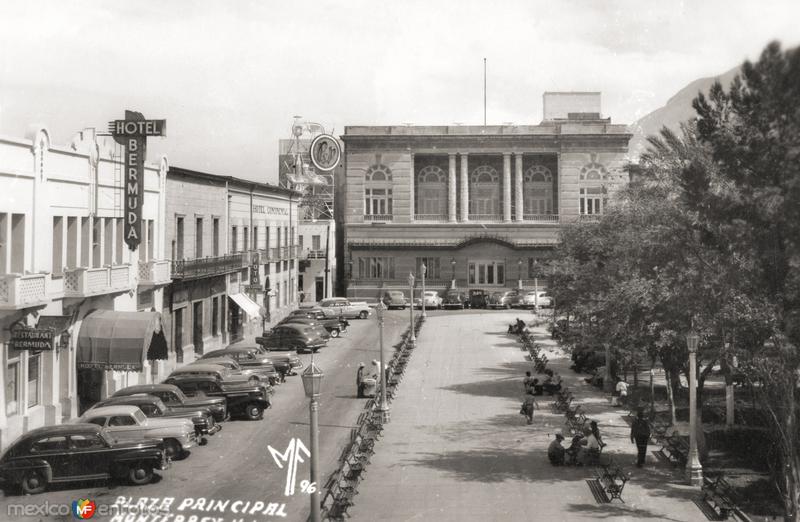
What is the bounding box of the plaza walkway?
[348,311,707,521]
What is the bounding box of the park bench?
[567,412,588,436]
[553,388,573,413]
[594,465,628,502]
[535,355,548,373]
[702,474,738,520]
[348,427,375,457]
[659,433,689,466]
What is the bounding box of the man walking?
[630,410,651,467]
[356,362,366,398]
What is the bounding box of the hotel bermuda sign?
[109,111,166,250]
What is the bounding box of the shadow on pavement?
[564,502,688,521]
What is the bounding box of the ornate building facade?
[340,93,632,298]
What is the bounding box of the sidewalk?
[348,311,707,521]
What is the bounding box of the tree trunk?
[783,386,799,522]
[665,367,677,426]
[649,364,655,417]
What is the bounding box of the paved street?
[350,310,707,522]
[0,309,409,522]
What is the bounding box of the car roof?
[320,297,347,303]
[199,357,237,366]
[82,405,142,417]
[275,323,307,332]
[172,363,227,373]
[114,384,181,395]
[96,394,159,406]
[17,423,103,441]
[211,347,257,354]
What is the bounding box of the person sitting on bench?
[531,378,544,395]
[548,432,566,466]
[542,370,561,395]
[566,432,587,466]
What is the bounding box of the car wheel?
[247,375,259,385]
[20,469,47,495]
[163,439,183,461]
[245,403,264,420]
[128,462,155,485]
[359,311,369,319]
[330,328,340,338]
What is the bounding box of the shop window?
[6,360,19,415]
[27,353,40,407]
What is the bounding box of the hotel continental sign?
[341,92,632,297]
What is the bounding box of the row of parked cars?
[0,304,367,495]
[381,289,552,310]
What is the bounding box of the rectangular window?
[282,281,287,306]
[80,217,90,268]
[104,217,113,266]
[147,220,154,261]
[364,189,393,216]
[468,261,505,286]
[195,217,203,258]
[52,217,64,276]
[579,187,604,215]
[253,227,259,251]
[92,218,101,268]
[212,218,220,256]
[176,217,185,259]
[174,308,184,363]
[357,257,396,279]
[312,235,321,251]
[6,360,19,415]
[115,218,123,264]
[27,354,40,408]
[415,257,440,279]
[231,226,238,253]
[11,213,25,273]
[265,227,271,252]
[212,297,219,336]
[66,216,78,269]
[283,227,288,251]
[298,235,304,250]
[243,227,249,252]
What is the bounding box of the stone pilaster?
[409,153,415,221]
[515,153,524,221]
[503,153,512,222]
[448,154,457,222]
[460,153,469,221]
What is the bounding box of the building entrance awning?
[77,310,164,372]
[228,293,261,319]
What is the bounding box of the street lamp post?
[686,327,704,486]
[517,259,523,290]
[533,260,539,314]
[408,273,416,347]
[421,264,427,318]
[376,302,390,423]
[450,258,456,289]
[301,360,324,522]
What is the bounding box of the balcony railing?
[363,214,393,222]
[413,214,450,223]
[579,214,601,223]
[307,249,326,259]
[522,214,560,223]
[64,265,132,298]
[467,214,503,222]
[172,253,246,280]
[138,260,172,286]
[0,273,49,310]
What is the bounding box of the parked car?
[193,357,279,386]
[256,323,328,353]
[163,375,272,421]
[277,316,333,340]
[422,290,443,309]
[166,363,252,385]
[0,424,169,494]
[78,405,196,460]
[201,347,292,381]
[89,395,220,443]
[318,297,373,319]
[488,290,519,309]
[468,289,488,309]
[382,291,408,310]
[442,290,468,309]
[289,308,349,335]
[516,290,552,308]
[113,384,227,423]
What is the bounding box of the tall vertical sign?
[109,111,166,250]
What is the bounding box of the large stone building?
[340,93,632,298]
[0,126,171,449]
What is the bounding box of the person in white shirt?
[615,378,629,406]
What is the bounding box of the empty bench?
[595,465,628,502]
[702,474,737,520]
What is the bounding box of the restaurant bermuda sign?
[109,111,166,250]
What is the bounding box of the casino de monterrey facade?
[339,93,632,298]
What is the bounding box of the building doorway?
[229,305,242,343]
[193,301,203,355]
[315,277,324,302]
[76,368,104,415]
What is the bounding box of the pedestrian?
[516,317,526,334]
[548,432,566,465]
[523,371,534,393]
[356,362,366,398]
[589,420,606,449]
[520,390,538,424]
[630,409,652,467]
[614,378,629,406]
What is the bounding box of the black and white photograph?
[1,1,799,520]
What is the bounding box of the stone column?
[515,153,524,221]
[409,153,415,221]
[448,154,457,222]
[503,153,512,222]
[460,153,469,221]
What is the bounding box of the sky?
[1,0,799,184]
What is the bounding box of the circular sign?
[309,134,341,172]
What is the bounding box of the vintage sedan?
[287,309,349,336]
[163,375,272,420]
[0,424,169,494]
[257,324,328,353]
[442,290,468,309]
[277,317,332,340]
[166,363,256,385]
[90,395,221,442]
[192,357,279,386]
[113,384,227,423]
[78,405,196,460]
[422,290,443,309]
[202,346,299,380]
[488,290,519,309]
[382,290,408,310]
[516,290,552,309]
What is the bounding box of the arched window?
[523,165,553,215]
[364,164,393,219]
[416,165,447,217]
[468,165,500,218]
[579,162,608,216]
